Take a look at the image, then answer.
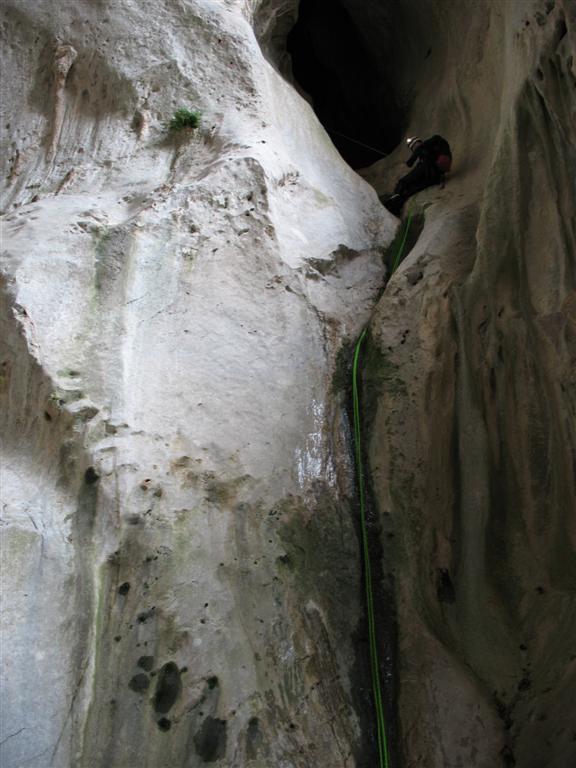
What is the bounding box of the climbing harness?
[351,213,413,768]
[328,128,388,157]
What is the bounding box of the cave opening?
[287,0,408,169]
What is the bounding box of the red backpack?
[435,154,452,173]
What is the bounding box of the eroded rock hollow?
[1,1,575,767]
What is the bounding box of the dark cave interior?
[287,0,408,168]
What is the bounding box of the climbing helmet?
[406,136,422,151]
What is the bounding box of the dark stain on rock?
[84,466,99,484]
[137,607,155,624]
[194,717,227,763]
[128,673,150,693]
[157,717,172,731]
[246,717,263,760]
[436,568,456,604]
[137,655,154,671]
[501,745,516,766]
[493,693,514,730]
[517,675,531,692]
[154,662,182,714]
[276,552,293,569]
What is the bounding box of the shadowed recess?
[287,0,408,167]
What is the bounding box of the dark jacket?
[407,135,452,168]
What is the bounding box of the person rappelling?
[383,135,452,216]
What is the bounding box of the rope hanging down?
[391,212,413,273]
[351,213,413,768]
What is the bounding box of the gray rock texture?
[1,2,392,766]
[1,1,575,767]
[362,1,576,767]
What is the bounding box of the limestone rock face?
[2,1,575,767]
[361,1,576,767]
[0,2,392,767]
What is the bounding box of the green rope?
[390,211,413,274]
[351,213,414,768]
[352,328,390,768]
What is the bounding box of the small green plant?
[167,107,201,132]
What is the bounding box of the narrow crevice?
[340,351,391,767]
[343,220,425,767]
[287,0,409,168]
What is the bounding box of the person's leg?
[396,164,442,199]
[384,164,443,216]
[382,193,406,216]
[395,164,427,195]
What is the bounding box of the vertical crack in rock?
[49,44,77,159]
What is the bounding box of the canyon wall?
[0,1,393,766]
[362,1,576,766]
[1,1,575,767]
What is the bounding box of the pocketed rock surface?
[1,1,575,768]
[0,2,392,766]
[362,1,576,767]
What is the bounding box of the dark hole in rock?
[517,676,531,692]
[277,553,293,569]
[246,717,263,761]
[194,717,227,763]
[44,410,52,421]
[128,673,150,693]
[137,655,154,671]
[207,675,219,689]
[489,367,497,396]
[157,717,172,731]
[118,582,130,595]
[493,693,514,730]
[501,745,516,767]
[287,0,408,167]
[555,17,567,43]
[154,662,182,714]
[436,568,456,604]
[137,608,154,623]
[84,466,99,484]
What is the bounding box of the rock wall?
[0,2,393,766]
[1,1,575,767]
[361,1,576,766]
